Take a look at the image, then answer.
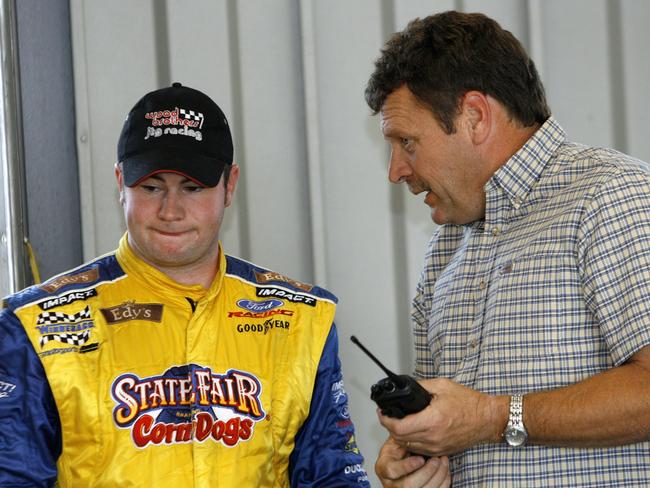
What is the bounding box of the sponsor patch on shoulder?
[41,267,100,293]
[38,288,98,311]
[256,287,317,307]
[35,306,95,349]
[100,301,163,324]
[254,271,313,292]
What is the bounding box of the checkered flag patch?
[37,306,91,325]
[40,329,91,348]
[179,108,204,128]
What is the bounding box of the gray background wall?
[6,1,650,485]
[16,0,81,284]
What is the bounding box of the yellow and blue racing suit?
[0,235,369,487]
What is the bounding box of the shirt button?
[479,280,487,290]
[491,227,500,237]
[469,339,478,349]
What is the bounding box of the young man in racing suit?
[0,83,370,487]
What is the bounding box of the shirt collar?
[486,116,566,210]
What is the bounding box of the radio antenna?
[350,335,398,379]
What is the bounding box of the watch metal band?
[510,394,523,425]
[504,393,528,447]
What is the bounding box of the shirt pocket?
[481,249,610,392]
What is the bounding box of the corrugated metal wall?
[1,0,80,297]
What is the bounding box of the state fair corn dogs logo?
[111,364,265,448]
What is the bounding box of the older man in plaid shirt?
[365,10,650,488]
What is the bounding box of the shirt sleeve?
[0,307,61,487]
[578,168,650,365]
[288,323,370,487]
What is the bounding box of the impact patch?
[256,287,317,307]
[38,288,98,311]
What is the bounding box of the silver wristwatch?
[503,394,528,447]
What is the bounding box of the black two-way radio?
[350,335,432,419]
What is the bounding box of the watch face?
[505,427,527,447]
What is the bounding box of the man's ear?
[115,163,125,204]
[459,91,491,145]
[224,163,240,208]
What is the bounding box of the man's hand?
[375,436,451,487]
[378,377,508,457]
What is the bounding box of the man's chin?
[430,208,447,225]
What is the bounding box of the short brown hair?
[365,11,550,133]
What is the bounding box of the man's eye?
[184,186,203,193]
[401,138,414,150]
[141,185,160,193]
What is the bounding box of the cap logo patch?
[179,108,204,128]
[144,107,205,142]
[145,106,204,129]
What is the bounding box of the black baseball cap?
[117,82,233,187]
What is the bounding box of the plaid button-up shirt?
[413,117,650,486]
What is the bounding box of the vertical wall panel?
[72,0,159,259]
[393,0,455,26]
[462,0,529,45]
[164,0,244,255]
[234,1,313,281]
[17,0,81,283]
[620,0,650,162]
[541,0,615,149]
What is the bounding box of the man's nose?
[388,149,412,184]
[158,190,184,220]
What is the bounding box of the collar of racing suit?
[114,232,226,307]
